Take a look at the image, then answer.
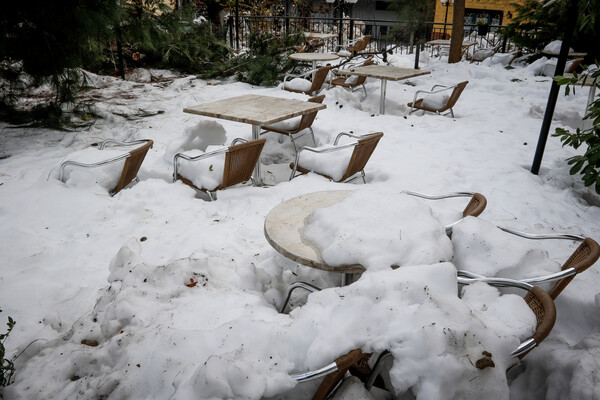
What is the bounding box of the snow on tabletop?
[303,190,454,270]
[284,78,313,92]
[543,40,574,54]
[2,50,600,400]
[296,142,354,181]
[57,147,128,191]
[451,217,561,283]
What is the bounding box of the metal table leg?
[379,79,388,115]
[252,124,263,185]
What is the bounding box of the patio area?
[0,50,599,399]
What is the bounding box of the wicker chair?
[458,227,600,300]
[288,278,555,398]
[408,81,469,118]
[329,59,375,96]
[283,65,332,96]
[58,139,153,196]
[336,35,371,57]
[173,138,265,201]
[261,95,325,152]
[289,131,383,183]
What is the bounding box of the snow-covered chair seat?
[283,65,332,95]
[287,278,556,398]
[173,138,265,200]
[408,81,469,118]
[289,131,384,183]
[457,227,600,300]
[261,94,325,152]
[540,57,585,77]
[58,139,153,196]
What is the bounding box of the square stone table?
[184,94,326,185]
[337,65,430,114]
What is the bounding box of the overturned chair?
[58,139,153,196]
[261,95,325,152]
[289,131,383,183]
[173,138,265,200]
[408,80,469,118]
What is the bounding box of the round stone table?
[264,190,365,276]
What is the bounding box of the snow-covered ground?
[1,51,599,399]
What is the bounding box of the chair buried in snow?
[260,95,325,152]
[329,59,375,97]
[289,131,384,183]
[173,138,265,201]
[408,80,469,118]
[58,139,153,196]
[286,277,556,399]
[457,227,600,301]
[336,35,372,58]
[282,65,332,96]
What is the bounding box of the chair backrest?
[566,57,584,73]
[341,132,383,181]
[462,192,487,217]
[520,286,556,359]
[219,138,266,189]
[110,139,154,195]
[443,81,469,111]
[308,65,332,94]
[352,59,375,86]
[548,238,600,299]
[297,94,326,132]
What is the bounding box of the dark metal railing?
[226,15,523,54]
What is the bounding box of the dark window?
[375,1,390,11]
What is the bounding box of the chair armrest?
[333,131,380,145]
[98,139,152,150]
[497,226,585,242]
[172,147,228,182]
[231,138,248,146]
[59,153,130,182]
[284,68,317,83]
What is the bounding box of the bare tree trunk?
[409,31,414,54]
[448,0,465,63]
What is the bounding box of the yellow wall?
[433,0,519,37]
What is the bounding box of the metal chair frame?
[290,131,383,183]
[408,81,469,118]
[173,138,265,201]
[58,139,153,196]
[457,226,600,300]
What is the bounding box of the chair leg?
[361,170,366,184]
[207,191,216,201]
[279,281,321,313]
[308,127,317,147]
[449,108,455,118]
[278,135,285,144]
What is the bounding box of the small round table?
[289,52,339,70]
[264,190,365,278]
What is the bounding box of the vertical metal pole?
[531,0,578,175]
[443,2,449,39]
[235,0,240,50]
[338,1,343,48]
[285,0,290,34]
[415,43,420,69]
